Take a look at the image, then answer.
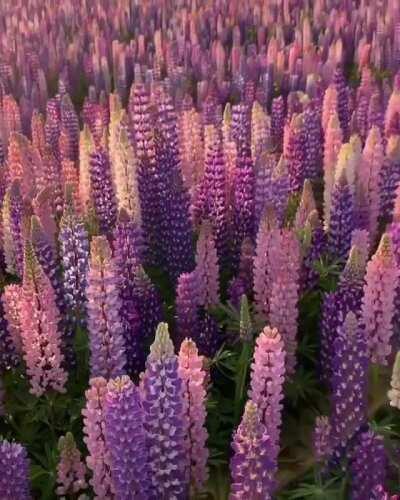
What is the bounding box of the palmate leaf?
[281,475,346,500]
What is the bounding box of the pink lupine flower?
[56,432,87,497]
[388,351,400,409]
[322,84,338,132]
[358,126,384,241]
[294,179,317,230]
[82,377,114,499]
[253,209,278,321]
[86,236,126,379]
[20,244,67,396]
[195,221,220,308]
[361,233,399,365]
[178,339,209,494]
[2,284,23,354]
[249,326,285,449]
[323,113,343,228]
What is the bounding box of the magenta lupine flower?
[320,245,366,385]
[141,323,189,498]
[196,221,220,308]
[350,429,387,500]
[0,440,31,500]
[86,236,126,379]
[178,339,209,493]
[56,433,87,497]
[249,326,285,449]
[330,312,369,450]
[358,126,384,241]
[89,148,118,234]
[20,244,67,396]
[361,233,399,365]
[82,377,114,499]
[104,376,153,499]
[230,401,276,500]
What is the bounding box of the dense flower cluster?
[0,0,400,497]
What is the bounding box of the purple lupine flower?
[176,271,201,349]
[0,298,19,372]
[228,238,255,308]
[232,146,255,265]
[320,245,366,385]
[197,310,222,359]
[159,157,195,282]
[330,312,369,450]
[333,66,350,139]
[129,83,160,265]
[112,209,145,377]
[271,96,285,150]
[254,153,276,229]
[350,429,387,500]
[301,210,327,292]
[230,401,276,500]
[303,102,323,179]
[361,233,399,365]
[82,377,114,498]
[131,265,163,343]
[60,94,80,163]
[271,156,290,225]
[192,137,229,263]
[328,170,355,262]
[105,376,153,499]
[0,440,31,500]
[59,188,89,330]
[249,326,285,450]
[380,135,400,221]
[86,236,126,379]
[141,323,189,498]
[89,148,118,235]
[285,114,307,193]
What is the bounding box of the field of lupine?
[1,0,400,498]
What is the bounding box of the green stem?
[234,341,252,424]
